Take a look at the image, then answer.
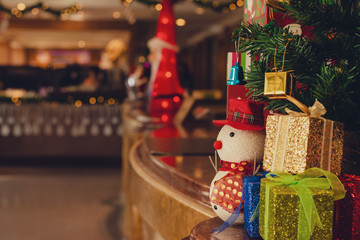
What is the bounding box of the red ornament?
[270,11,314,39]
[333,174,360,240]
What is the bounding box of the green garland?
[123,0,244,12]
[232,0,360,136]
[0,1,80,18]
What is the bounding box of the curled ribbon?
[212,195,244,234]
[263,168,345,240]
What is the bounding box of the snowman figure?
[210,98,266,223]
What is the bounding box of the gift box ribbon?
[263,168,345,240]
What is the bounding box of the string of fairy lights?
[121,0,244,12]
[0,2,82,18]
[0,0,243,20]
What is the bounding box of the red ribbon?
[342,174,360,182]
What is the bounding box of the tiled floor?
[0,166,123,240]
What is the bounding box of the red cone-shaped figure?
[147,0,183,122]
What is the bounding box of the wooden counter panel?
[129,139,216,240]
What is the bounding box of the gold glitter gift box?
[263,112,344,175]
[258,170,343,240]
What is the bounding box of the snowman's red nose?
[213,140,222,150]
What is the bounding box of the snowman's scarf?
[211,160,260,235]
[210,161,253,214]
[219,160,253,174]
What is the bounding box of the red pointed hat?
[213,98,265,131]
[156,0,176,45]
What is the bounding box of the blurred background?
[0,0,245,239]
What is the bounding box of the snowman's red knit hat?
[213,98,265,131]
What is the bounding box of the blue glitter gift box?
[243,172,268,238]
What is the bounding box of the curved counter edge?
[129,138,216,240]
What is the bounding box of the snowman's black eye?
[214,205,217,210]
[230,132,235,137]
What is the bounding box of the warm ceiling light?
[176,18,186,27]
[113,11,121,19]
[195,8,205,15]
[229,3,237,10]
[32,8,39,15]
[89,97,96,105]
[155,4,162,11]
[17,3,26,11]
[11,8,18,15]
[237,0,244,7]
[74,100,82,107]
[78,40,86,48]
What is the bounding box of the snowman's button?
[231,163,236,169]
[228,179,233,184]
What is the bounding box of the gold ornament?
[264,40,311,115]
[264,71,293,98]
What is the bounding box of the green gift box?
[259,168,345,240]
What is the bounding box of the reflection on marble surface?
[157,155,215,186]
[0,167,123,240]
[189,217,261,240]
